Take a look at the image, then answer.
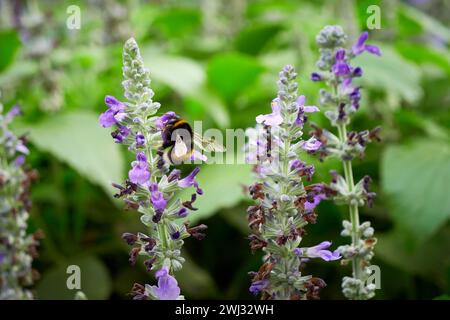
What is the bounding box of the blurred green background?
[0,0,449,299]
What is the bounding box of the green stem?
[337,123,363,287]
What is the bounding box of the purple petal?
[301,137,322,151]
[156,111,176,130]
[135,132,145,146]
[178,167,202,194]
[256,113,283,126]
[150,183,167,212]
[14,155,26,167]
[16,142,29,155]
[152,267,180,300]
[303,241,341,261]
[128,154,150,184]
[249,279,269,295]
[105,95,126,113]
[332,62,351,76]
[177,208,188,218]
[296,95,306,107]
[335,49,346,61]
[365,44,381,56]
[271,98,281,113]
[114,112,127,122]
[99,109,117,128]
[136,152,147,162]
[6,105,21,120]
[304,105,319,113]
[352,32,368,55]
[304,194,324,211]
[353,67,363,77]
[311,72,322,81]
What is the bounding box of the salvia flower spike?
[311,26,381,300]
[0,101,40,300]
[100,38,206,300]
[245,65,340,300]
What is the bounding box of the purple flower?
[352,67,363,77]
[155,111,176,130]
[300,137,322,151]
[128,152,150,184]
[304,194,325,212]
[5,105,21,122]
[256,98,283,126]
[112,125,130,143]
[295,95,319,126]
[16,140,29,155]
[14,155,25,167]
[177,208,188,218]
[151,267,181,300]
[149,183,167,213]
[332,49,351,76]
[178,167,202,194]
[352,32,381,56]
[249,279,269,295]
[302,241,341,261]
[311,72,322,82]
[99,96,127,128]
[0,253,5,264]
[135,132,145,146]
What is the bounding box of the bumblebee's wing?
[193,132,226,152]
[174,135,188,157]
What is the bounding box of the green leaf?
[142,50,205,96]
[153,8,201,39]
[0,29,21,72]
[354,46,423,104]
[27,111,125,195]
[36,256,112,300]
[0,60,39,86]
[376,227,450,287]
[207,53,265,101]
[395,43,450,75]
[185,86,231,128]
[381,140,450,244]
[234,23,283,55]
[179,164,253,223]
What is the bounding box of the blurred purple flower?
[128,152,150,184]
[16,141,29,155]
[151,267,181,300]
[300,137,322,151]
[352,32,381,56]
[5,105,21,122]
[249,279,269,295]
[99,96,127,128]
[256,98,283,126]
[14,155,25,167]
[311,72,322,82]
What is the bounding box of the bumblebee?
[160,116,225,165]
